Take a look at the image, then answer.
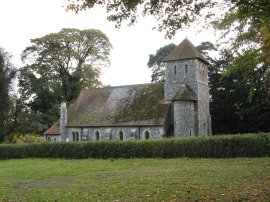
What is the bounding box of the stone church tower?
[163,38,212,137]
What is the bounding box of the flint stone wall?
[66,126,165,142]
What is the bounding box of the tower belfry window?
[174,65,177,75]
[185,64,188,74]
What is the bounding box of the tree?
[7,97,47,136]
[0,48,16,142]
[214,1,270,51]
[19,28,112,130]
[214,49,270,134]
[66,0,216,38]
[147,43,176,82]
[214,1,270,98]
[210,0,270,133]
[66,1,270,40]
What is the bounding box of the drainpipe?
[81,127,83,141]
[138,126,141,140]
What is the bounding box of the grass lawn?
[0,158,269,201]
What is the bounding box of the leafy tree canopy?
[0,48,17,141]
[214,1,270,49]
[210,48,270,134]
[66,0,216,38]
[147,43,176,82]
[19,28,112,131]
[66,1,270,41]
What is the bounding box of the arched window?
[185,64,188,74]
[174,65,177,75]
[144,130,150,140]
[72,131,80,141]
[118,130,124,141]
[75,131,79,141]
[72,131,76,141]
[95,130,100,141]
[47,136,51,142]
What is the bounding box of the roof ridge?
[81,82,165,91]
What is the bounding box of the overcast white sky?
[0,0,218,87]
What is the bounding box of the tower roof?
[163,38,209,64]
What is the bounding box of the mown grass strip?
[0,158,269,201]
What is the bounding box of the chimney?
[60,102,68,142]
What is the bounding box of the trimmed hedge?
[0,133,269,159]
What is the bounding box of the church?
[43,38,212,142]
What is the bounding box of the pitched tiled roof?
[67,83,169,127]
[43,121,60,135]
[172,85,197,101]
[163,38,209,64]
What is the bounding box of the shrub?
[0,133,269,160]
[3,133,43,144]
